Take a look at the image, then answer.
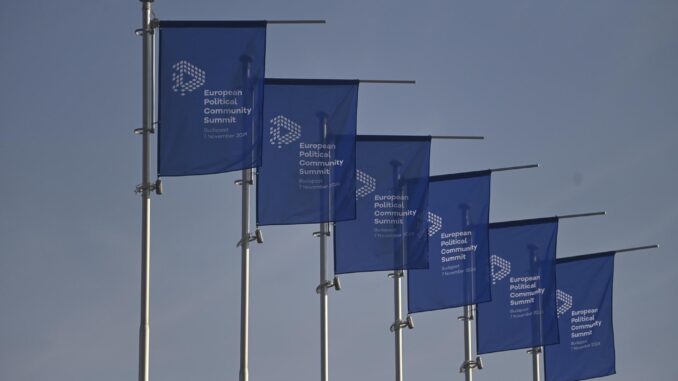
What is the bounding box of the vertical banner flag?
[256,79,359,225]
[407,171,492,314]
[158,21,267,176]
[334,136,431,273]
[477,218,560,354]
[544,253,616,381]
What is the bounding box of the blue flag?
[407,171,492,314]
[334,136,431,274]
[256,79,359,225]
[476,218,560,354]
[544,253,616,381]
[158,21,266,176]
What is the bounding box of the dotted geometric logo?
[556,289,573,317]
[172,60,206,96]
[356,170,376,199]
[490,255,511,284]
[428,212,443,237]
[269,115,302,148]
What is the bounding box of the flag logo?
[556,289,573,317]
[171,60,206,96]
[269,115,302,148]
[490,255,511,284]
[428,212,443,237]
[356,170,376,199]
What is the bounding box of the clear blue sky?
[0,1,676,380]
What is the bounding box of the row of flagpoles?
[135,2,658,381]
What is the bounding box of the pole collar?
[389,315,414,332]
[315,276,341,293]
[387,271,404,279]
[459,357,484,373]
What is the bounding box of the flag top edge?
[489,216,558,229]
[430,170,491,182]
[158,20,267,28]
[557,251,615,264]
[265,78,359,86]
[357,135,431,142]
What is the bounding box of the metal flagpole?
[240,57,253,381]
[239,20,325,381]
[528,243,543,381]
[136,1,155,381]
[391,269,406,381]
[392,135,487,381]
[456,164,539,380]
[459,305,478,381]
[314,79,424,381]
[388,161,410,381]
[237,166,254,381]
[529,347,542,381]
[235,56,265,381]
[314,114,340,381]
[526,210,606,381]
[133,18,326,381]
[351,83,488,381]
[318,219,332,381]
[458,204,479,381]
[320,116,330,381]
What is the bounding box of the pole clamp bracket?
[236,228,264,247]
[134,126,155,135]
[135,179,163,195]
[387,271,404,279]
[316,276,341,293]
[312,230,330,238]
[134,19,159,36]
[527,347,542,354]
[134,27,154,36]
[459,357,484,373]
[234,179,253,186]
[457,312,475,322]
[389,315,414,332]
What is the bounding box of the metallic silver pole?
[239,168,252,381]
[394,271,403,381]
[462,305,474,381]
[237,56,257,381]
[313,114,340,381]
[528,243,543,381]
[529,347,542,381]
[138,2,153,381]
[351,80,427,381]
[319,221,329,381]
[516,210,608,381]
[458,204,482,381]
[395,165,405,381]
[460,164,537,379]
[388,163,411,381]
[320,115,330,381]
